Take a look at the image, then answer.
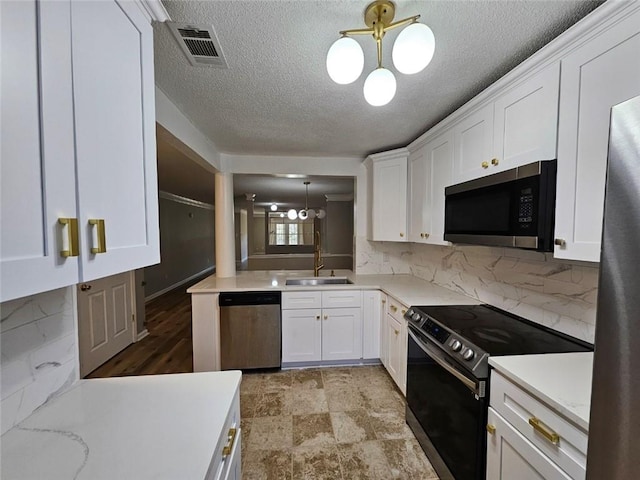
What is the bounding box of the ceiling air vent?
[168,22,228,68]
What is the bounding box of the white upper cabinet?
[71,0,159,281]
[453,63,560,184]
[408,131,454,245]
[493,62,560,172]
[367,149,409,242]
[0,0,159,302]
[554,5,640,262]
[453,104,494,183]
[1,1,79,301]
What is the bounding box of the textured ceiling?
[154,0,603,158]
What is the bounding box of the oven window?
[407,335,487,480]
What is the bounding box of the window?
[268,214,314,246]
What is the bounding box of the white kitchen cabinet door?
[362,290,381,359]
[426,130,454,245]
[387,313,406,392]
[453,104,494,183]
[379,294,389,368]
[322,307,363,361]
[71,0,159,280]
[281,309,322,363]
[492,62,560,172]
[0,0,79,301]
[486,408,571,480]
[369,149,409,242]
[554,7,640,262]
[408,144,429,243]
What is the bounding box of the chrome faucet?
[313,230,324,277]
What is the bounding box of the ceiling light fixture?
[326,0,435,107]
[295,181,326,221]
[270,203,278,211]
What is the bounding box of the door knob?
[80,284,92,292]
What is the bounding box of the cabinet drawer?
[387,296,407,322]
[282,291,322,309]
[490,371,587,480]
[321,290,361,309]
[207,388,241,480]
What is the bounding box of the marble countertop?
[489,352,593,431]
[1,371,242,480]
[187,270,479,307]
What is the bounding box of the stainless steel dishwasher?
[219,291,281,370]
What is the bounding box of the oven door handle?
[408,327,479,395]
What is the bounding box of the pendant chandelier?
[287,181,326,220]
[326,0,435,106]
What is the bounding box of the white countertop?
[489,352,593,431]
[188,270,479,307]
[1,371,242,480]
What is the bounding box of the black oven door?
[406,326,487,480]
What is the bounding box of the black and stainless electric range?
[403,304,592,480]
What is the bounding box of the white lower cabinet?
[379,293,389,368]
[487,408,571,480]
[383,295,408,394]
[208,387,241,480]
[362,290,382,360]
[281,290,362,364]
[487,371,587,480]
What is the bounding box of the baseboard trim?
[145,266,215,302]
[136,329,149,342]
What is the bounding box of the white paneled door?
[78,272,135,377]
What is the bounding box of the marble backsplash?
[1,287,78,435]
[356,236,599,343]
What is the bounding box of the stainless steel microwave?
[444,160,557,251]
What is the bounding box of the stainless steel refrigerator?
[587,95,640,478]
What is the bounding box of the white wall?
[1,287,78,434]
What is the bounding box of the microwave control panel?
[518,187,534,226]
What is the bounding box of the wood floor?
[86,282,197,378]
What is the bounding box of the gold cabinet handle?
[554,238,566,247]
[381,299,386,304]
[89,219,107,254]
[420,233,424,238]
[222,427,237,457]
[324,314,328,320]
[390,305,398,312]
[486,424,496,435]
[424,233,429,239]
[528,417,560,445]
[316,315,320,320]
[58,218,79,258]
[394,329,399,335]
[491,158,499,166]
[80,284,92,292]
[401,309,406,315]
[399,232,404,238]
[482,161,489,169]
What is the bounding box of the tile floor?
[240,365,439,480]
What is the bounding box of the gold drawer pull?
[486,424,496,435]
[482,161,489,169]
[222,427,237,457]
[491,158,499,166]
[394,329,399,335]
[316,315,320,320]
[381,299,386,304]
[399,232,404,238]
[529,417,559,445]
[401,309,406,315]
[324,315,328,320]
[58,218,79,257]
[554,238,566,247]
[390,305,398,312]
[89,219,107,254]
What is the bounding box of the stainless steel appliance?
[404,304,592,480]
[219,291,281,370]
[444,160,557,251]
[587,96,640,478]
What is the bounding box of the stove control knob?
[412,312,421,321]
[462,348,475,361]
[450,340,462,352]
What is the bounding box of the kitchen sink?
[285,277,354,286]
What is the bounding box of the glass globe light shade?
[363,68,397,106]
[326,37,364,85]
[298,209,309,220]
[307,209,316,219]
[316,209,326,219]
[287,209,298,220]
[270,204,277,211]
[280,212,285,218]
[392,23,435,75]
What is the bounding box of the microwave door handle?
[408,328,479,395]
